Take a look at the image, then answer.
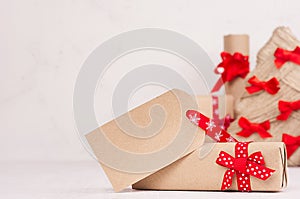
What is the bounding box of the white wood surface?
[1,161,299,199]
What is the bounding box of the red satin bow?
[211,52,250,92]
[216,142,275,191]
[277,100,300,120]
[274,46,300,68]
[282,133,300,158]
[246,76,280,95]
[236,117,272,138]
[186,110,237,142]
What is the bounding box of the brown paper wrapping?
[133,142,287,191]
[85,89,234,191]
[227,27,300,166]
[224,34,249,114]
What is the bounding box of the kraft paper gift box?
[85,89,234,192]
[133,142,287,191]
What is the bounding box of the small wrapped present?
[227,27,300,166]
[133,142,287,192]
[211,34,250,108]
[85,89,234,191]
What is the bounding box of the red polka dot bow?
[274,46,300,68]
[277,100,300,121]
[216,142,275,191]
[211,52,249,92]
[236,117,272,138]
[245,75,280,95]
[282,133,300,159]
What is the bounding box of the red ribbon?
[276,100,300,121]
[236,117,272,138]
[282,133,300,159]
[274,46,300,68]
[212,96,234,130]
[216,142,275,191]
[211,52,250,93]
[246,76,280,95]
[186,110,237,142]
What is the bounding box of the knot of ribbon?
[276,100,300,121]
[236,117,272,138]
[212,95,234,130]
[246,75,280,95]
[274,46,300,68]
[186,110,237,142]
[282,133,300,158]
[211,52,249,92]
[216,142,275,191]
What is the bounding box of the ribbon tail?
[211,77,224,93]
[258,130,272,138]
[236,172,251,192]
[221,169,235,190]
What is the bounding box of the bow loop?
[265,77,280,94]
[248,151,265,165]
[246,162,275,181]
[260,120,271,131]
[216,151,235,169]
[238,117,251,129]
[282,133,300,145]
[246,76,280,95]
[274,46,300,68]
[282,133,300,158]
[277,100,300,120]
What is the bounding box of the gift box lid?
[85,89,233,191]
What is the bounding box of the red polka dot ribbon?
[216,142,275,191]
[186,110,237,142]
[212,96,234,131]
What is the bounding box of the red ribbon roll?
[274,46,300,68]
[277,100,300,121]
[282,133,300,159]
[236,117,272,138]
[216,142,275,191]
[246,76,280,95]
[211,52,249,93]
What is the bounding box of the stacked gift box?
[83,26,300,192]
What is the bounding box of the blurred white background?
[1,0,300,163]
